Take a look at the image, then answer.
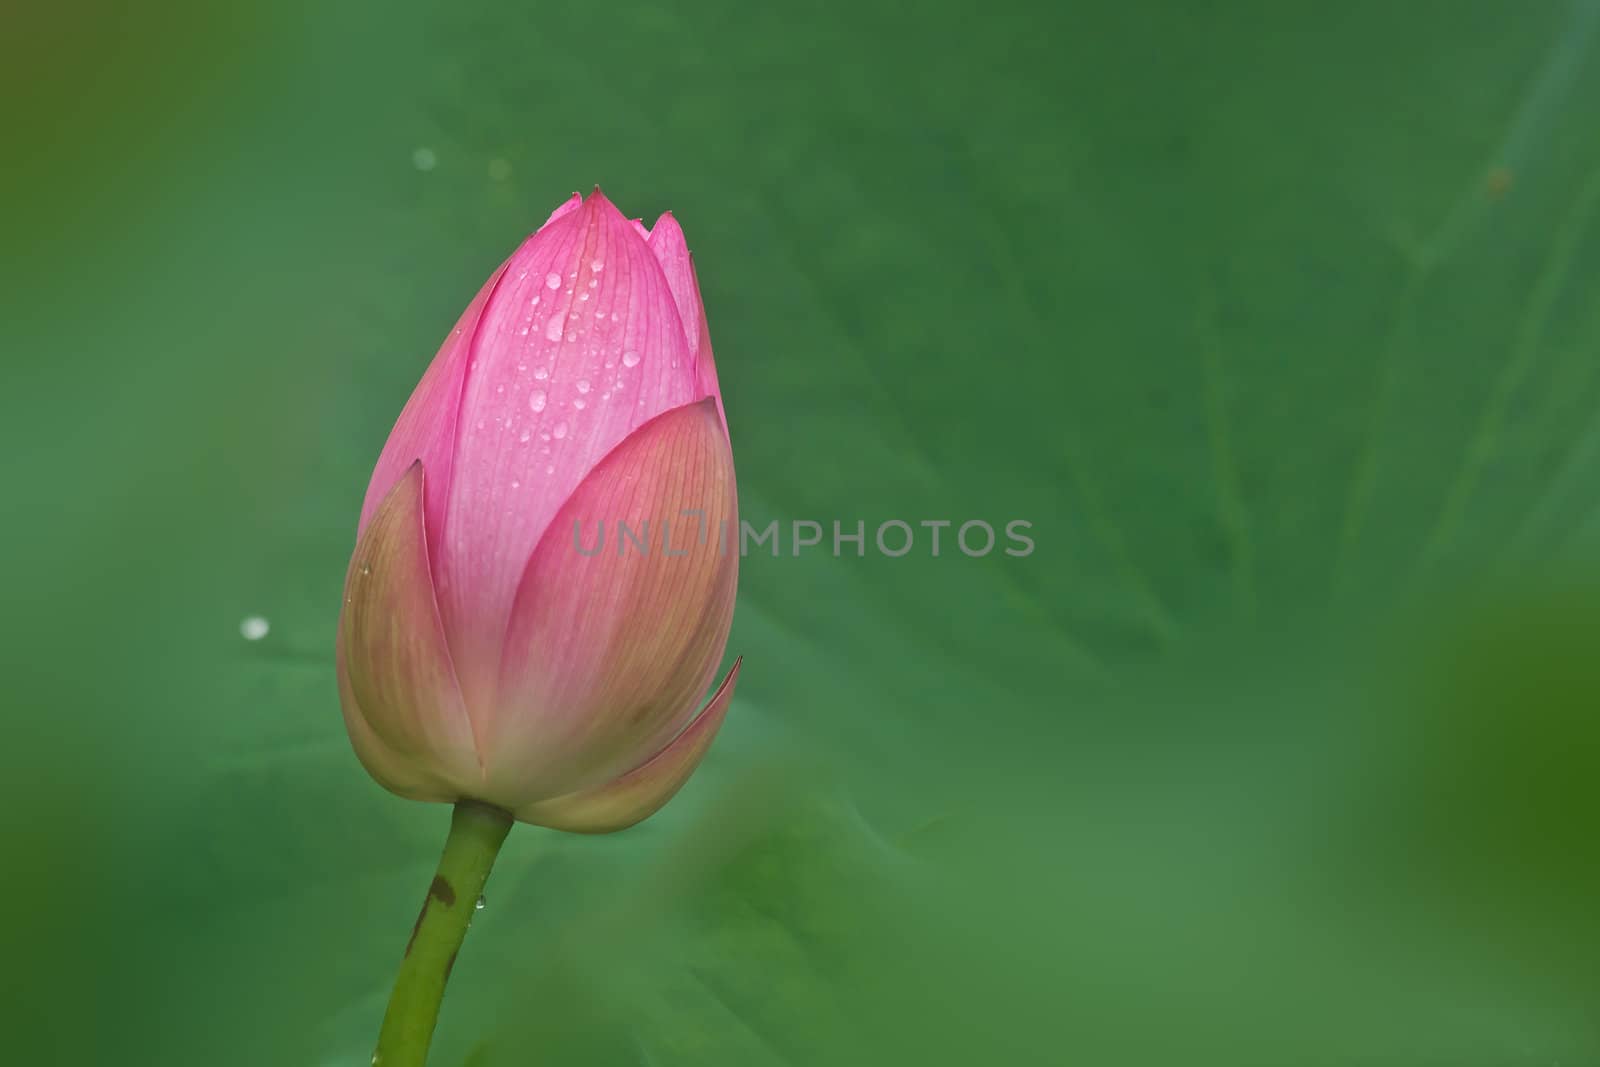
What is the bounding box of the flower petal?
[339,462,480,792]
[484,396,739,806]
[542,190,583,228]
[515,657,741,832]
[359,261,509,549]
[434,190,701,720]
[647,212,727,432]
[337,639,458,802]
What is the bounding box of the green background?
[5,0,1600,1063]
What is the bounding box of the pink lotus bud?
[337,190,740,833]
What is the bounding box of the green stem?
[373,801,514,1067]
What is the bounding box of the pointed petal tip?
[536,191,584,233]
[647,211,686,247]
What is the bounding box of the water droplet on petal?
[546,464,555,474]
[552,421,568,439]
[528,390,547,413]
[573,397,586,410]
[590,259,605,272]
[240,616,270,641]
[622,350,640,367]
[545,272,561,290]
[475,894,486,910]
[545,317,564,342]
[533,366,549,380]
[576,379,591,393]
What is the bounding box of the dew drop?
[552,421,568,439]
[411,147,436,171]
[573,397,586,410]
[545,272,561,290]
[546,464,555,474]
[576,379,591,393]
[578,291,590,302]
[588,278,598,288]
[622,350,640,367]
[519,430,531,443]
[510,480,520,489]
[590,258,605,272]
[240,616,270,641]
[533,366,549,380]
[545,317,564,342]
[528,390,547,413]
[475,894,486,910]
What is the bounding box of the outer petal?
[337,639,457,802]
[515,657,741,832]
[359,260,508,548]
[647,213,727,432]
[361,194,579,543]
[434,190,701,719]
[339,462,481,794]
[483,396,739,807]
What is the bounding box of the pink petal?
[484,396,739,806]
[542,191,583,228]
[432,190,701,720]
[338,462,481,794]
[337,640,457,801]
[359,261,509,549]
[515,657,742,832]
[646,212,727,433]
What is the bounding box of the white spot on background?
[240,616,270,641]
